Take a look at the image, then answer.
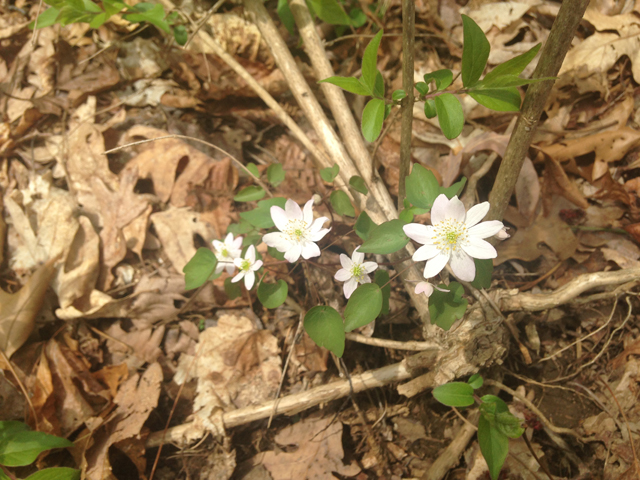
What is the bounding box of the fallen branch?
[146,359,411,448]
[497,268,640,312]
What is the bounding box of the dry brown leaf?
[0,257,57,358]
[496,212,577,265]
[174,315,281,442]
[105,320,165,370]
[543,155,589,210]
[85,363,162,480]
[253,417,360,480]
[515,157,541,220]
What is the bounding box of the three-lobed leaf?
[344,284,383,332]
[435,93,464,140]
[239,197,287,229]
[330,190,355,217]
[183,248,219,291]
[320,164,340,183]
[304,306,345,357]
[405,164,440,209]
[354,211,377,241]
[349,175,369,195]
[267,163,285,187]
[359,219,408,255]
[461,14,490,88]
[234,185,266,202]
[361,98,386,142]
[432,382,475,407]
[471,258,493,289]
[257,279,288,309]
[428,282,468,330]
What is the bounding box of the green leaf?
[435,93,464,140]
[234,185,266,202]
[354,211,377,241]
[349,175,368,195]
[267,246,285,260]
[227,219,254,236]
[257,278,288,309]
[415,82,429,96]
[242,233,262,247]
[277,0,296,35]
[471,258,493,289]
[423,69,453,92]
[495,411,525,439]
[0,421,29,441]
[319,76,371,96]
[246,162,260,178]
[372,71,385,98]
[0,430,73,467]
[361,30,384,92]
[320,164,340,183]
[469,88,521,112]
[344,284,383,332]
[361,98,385,142]
[124,3,170,33]
[330,190,355,217]
[423,99,437,119]
[392,89,407,101]
[224,277,242,300]
[479,74,552,88]
[373,269,390,315]
[398,208,413,223]
[172,25,188,45]
[349,7,367,27]
[267,163,285,187]
[31,7,61,29]
[183,248,219,291]
[428,282,468,330]
[304,306,345,357]
[308,0,352,25]
[359,219,408,254]
[405,164,440,209]
[239,197,287,229]
[468,374,484,390]
[432,382,475,407]
[478,400,510,480]
[440,176,467,199]
[461,15,490,88]
[89,12,108,28]
[24,468,80,480]
[481,43,541,86]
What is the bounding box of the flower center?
[433,219,468,253]
[221,248,229,258]
[285,219,308,242]
[240,259,251,271]
[350,263,364,280]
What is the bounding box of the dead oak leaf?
[252,417,360,480]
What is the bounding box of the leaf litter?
[1,0,640,479]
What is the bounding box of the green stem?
[487,0,590,222]
[397,0,415,212]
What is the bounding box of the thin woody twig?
[398,0,415,212]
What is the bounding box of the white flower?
[212,233,243,274]
[415,281,449,298]
[231,245,263,290]
[494,226,510,240]
[263,198,330,263]
[334,247,378,299]
[403,194,504,282]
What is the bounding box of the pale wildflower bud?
[494,227,510,240]
[312,193,323,206]
[415,281,449,298]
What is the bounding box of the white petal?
[285,198,303,220]
[309,217,329,233]
[403,224,435,245]
[430,194,450,224]
[468,220,505,239]
[263,232,290,251]
[443,195,466,222]
[224,232,234,245]
[461,237,497,259]
[362,261,378,273]
[246,245,256,263]
[233,257,244,268]
[360,275,371,284]
[450,250,475,282]
[309,227,331,242]
[335,268,352,281]
[284,243,302,263]
[244,271,255,290]
[465,202,490,228]
[212,240,224,251]
[415,282,434,297]
[215,263,225,274]
[232,237,243,249]
[302,199,314,225]
[339,254,353,270]
[225,262,235,275]
[413,244,441,262]
[251,260,263,271]
[344,278,358,299]
[270,206,290,232]
[423,252,449,279]
[231,271,244,283]
[300,241,321,259]
[352,247,364,264]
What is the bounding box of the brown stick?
[487,0,590,222]
[398,0,415,212]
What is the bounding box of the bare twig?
[398,0,415,212]
[345,332,438,351]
